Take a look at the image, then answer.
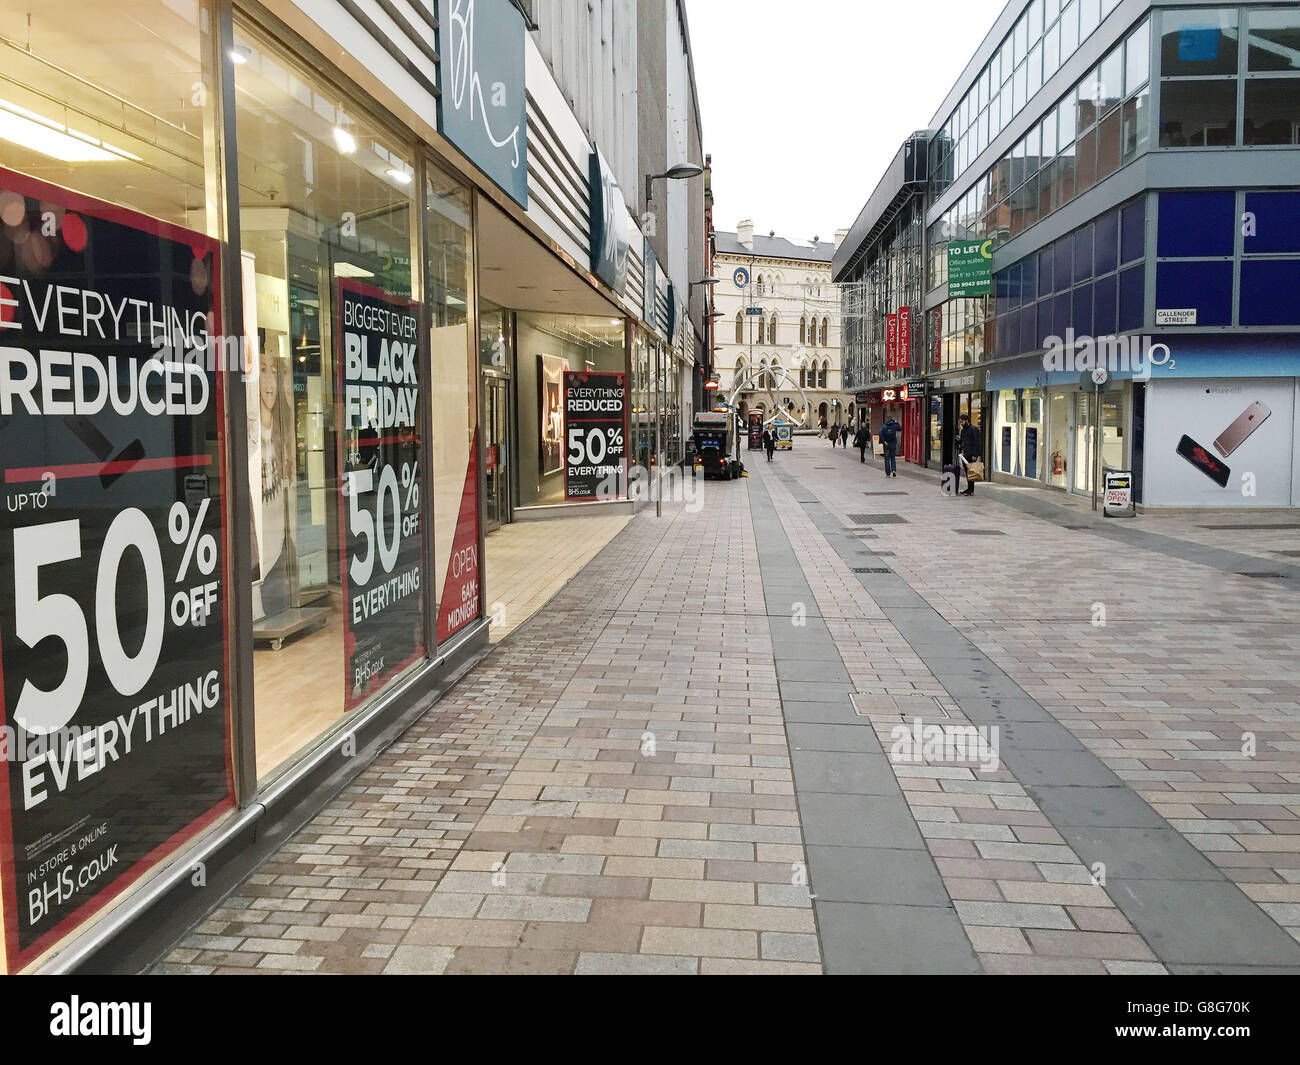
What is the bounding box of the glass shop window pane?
[1248,8,1300,72]
[1159,79,1238,146]
[1244,79,1300,145]
[234,24,422,778]
[1126,18,1151,92]
[1160,8,1240,77]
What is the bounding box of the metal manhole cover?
[852,567,891,574]
[1238,571,1287,579]
[1061,524,1091,530]
[955,529,1006,536]
[1272,550,1300,557]
[847,514,908,524]
[863,491,907,496]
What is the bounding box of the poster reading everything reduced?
[337,280,425,709]
[563,371,626,501]
[0,168,234,969]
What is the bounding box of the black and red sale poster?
[0,168,234,970]
[336,280,425,710]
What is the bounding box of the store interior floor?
[484,513,631,642]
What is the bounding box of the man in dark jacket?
[762,428,775,462]
[959,414,982,495]
[853,423,871,463]
[879,414,903,477]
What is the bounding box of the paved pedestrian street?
[163,445,1300,975]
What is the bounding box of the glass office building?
[836,0,1300,506]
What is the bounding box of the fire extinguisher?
[1052,449,1065,476]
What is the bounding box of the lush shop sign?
[947,239,993,297]
[336,280,425,710]
[0,169,234,969]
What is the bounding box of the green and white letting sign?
[947,239,993,297]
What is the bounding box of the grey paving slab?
[815,902,981,975]
[783,681,857,703]
[998,721,1089,751]
[781,700,864,725]
[786,722,887,754]
[797,793,927,850]
[1009,748,1126,788]
[775,658,852,683]
[1114,880,1300,967]
[789,749,904,796]
[1067,827,1231,881]
[1028,785,1171,829]
[805,845,953,905]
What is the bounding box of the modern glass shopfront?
[992,384,1130,494]
[0,0,484,971]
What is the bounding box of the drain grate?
[1273,550,1300,558]
[955,529,1006,536]
[847,513,908,524]
[863,491,908,496]
[852,567,891,574]
[1237,571,1288,579]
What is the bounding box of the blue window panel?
[1241,260,1300,325]
[1038,248,1054,297]
[1019,306,1035,353]
[1095,210,1119,275]
[1053,239,1072,293]
[1120,198,1146,263]
[1243,192,1300,255]
[1074,225,1095,285]
[1004,308,1021,355]
[1052,291,1072,339]
[1118,263,1144,331]
[1011,261,1024,308]
[1093,273,1118,336]
[1022,254,1037,300]
[1072,283,1094,335]
[1156,260,1233,325]
[1033,300,1049,349]
[1157,191,1234,257]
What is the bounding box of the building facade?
[0,0,704,972]
[714,222,850,432]
[836,0,1300,507]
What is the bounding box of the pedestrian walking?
[818,417,828,439]
[828,424,839,447]
[958,414,983,495]
[763,428,775,462]
[854,423,871,463]
[879,413,903,478]
[840,423,849,448]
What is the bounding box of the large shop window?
[0,0,232,971]
[516,313,626,507]
[232,27,424,778]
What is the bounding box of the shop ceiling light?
[0,100,139,163]
[333,126,357,154]
[228,49,248,65]
[386,168,413,185]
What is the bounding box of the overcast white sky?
[686,0,1008,244]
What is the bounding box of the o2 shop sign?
[337,280,425,710]
[0,168,234,968]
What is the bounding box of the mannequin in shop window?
[251,337,298,620]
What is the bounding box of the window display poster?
[0,168,234,969]
[436,429,481,642]
[1143,378,1297,507]
[336,280,425,710]
[1002,426,1012,473]
[1026,427,1039,480]
[563,371,626,500]
[539,354,565,475]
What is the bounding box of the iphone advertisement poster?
[1143,378,1299,507]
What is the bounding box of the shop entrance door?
[483,375,510,530]
[1048,393,1069,488]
